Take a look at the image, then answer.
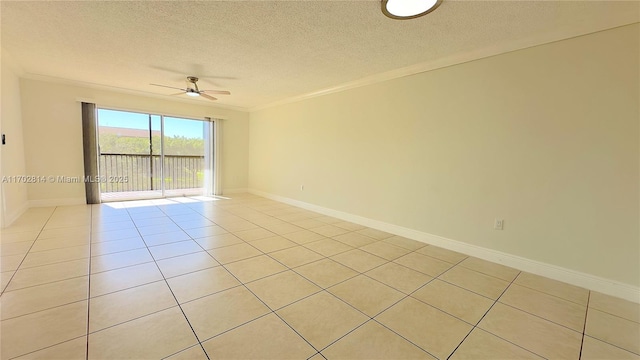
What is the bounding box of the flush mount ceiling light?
[382,0,442,20]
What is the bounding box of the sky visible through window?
[98,109,205,139]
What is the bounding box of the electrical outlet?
[494,219,504,230]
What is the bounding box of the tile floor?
[1,193,638,359]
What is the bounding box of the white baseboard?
[2,201,29,228]
[28,197,86,208]
[249,189,640,303]
[222,188,249,194]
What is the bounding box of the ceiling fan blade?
[150,83,186,91]
[200,93,218,101]
[201,90,231,95]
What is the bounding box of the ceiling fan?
[150,76,230,101]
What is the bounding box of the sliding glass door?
[162,117,209,197]
[97,109,212,201]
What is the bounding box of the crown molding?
[20,72,250,113]
[7,21,638,114]
[249,21,639,112]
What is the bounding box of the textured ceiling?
[1,1,638,110]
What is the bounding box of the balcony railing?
[99,153,205,193]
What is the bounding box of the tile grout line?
[166,205,323,356]
[584,307,640,325]
[308,352,326,360]
[0,274,88,296]
[447,271,543,360]
[12,195,625,359]
[2,206,92,359]
[181,195,639,356]
[346,254,475,358]
[129,199,213,360]
[85,204,94,360]
[12,252,92,274]
[579,335,640,357]
[1,300,89,327]
[7,335,88,360]
[308,277,438,357]
[166,198,332,350]
[183,198,429,356]
[204,263,322,354]
[88,215,289,301]
[155,198,536,358]
[491,273,592,334]
[261,243,440,356]
[399,250,595,334]
[88,259,157,276]
[0,208,58,297]
[189,198,493,358]
[459,275,596,333]
[85,302,187,335]
[21,243,92,258]
[496,301,587,334]
[445,270,518,360]
[510,281,590,308]
[578,291,592,360]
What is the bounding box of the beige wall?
[0,53,28,226]
[249,24,640,287]
[20,79,249,203]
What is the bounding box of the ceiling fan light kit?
[382,0,442,20]
[150,76,230,102]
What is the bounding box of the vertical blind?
[81,102,100,204]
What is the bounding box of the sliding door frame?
[95,106,218,201]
